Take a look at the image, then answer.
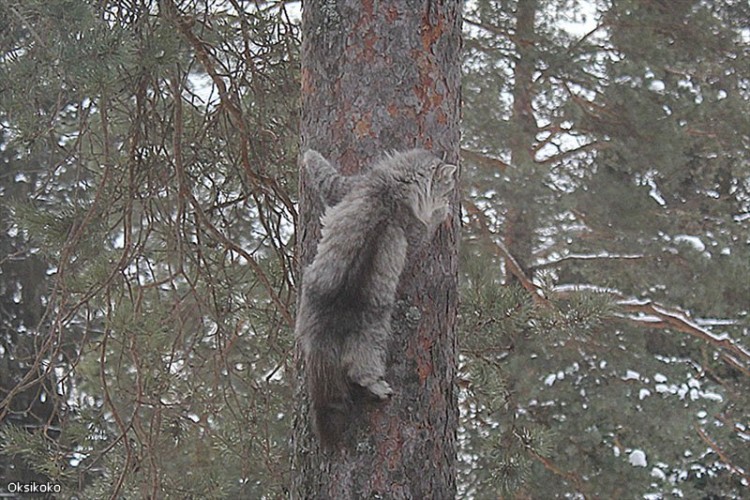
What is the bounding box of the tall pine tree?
[1,1,299,496]
[460,0,749,497]
[292,0,462,497]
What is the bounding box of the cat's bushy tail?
[307,342,351,450]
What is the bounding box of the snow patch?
[674,234,706,253]
[648,80,665,93]
[629,449,648,467]
[650,467,666,480]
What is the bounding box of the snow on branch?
[618,299,750,376]
[532,252,644,271]
[555,284,750,376]
[464,200,749,375]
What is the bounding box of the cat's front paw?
[366,379,394,400]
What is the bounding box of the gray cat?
[297,148,456,449]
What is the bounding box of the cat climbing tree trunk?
[291,1,462,498]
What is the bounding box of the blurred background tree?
[459,0,749,498]
[0,0,747,498]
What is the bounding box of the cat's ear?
[303,149,332,171]
[436,163,457,183]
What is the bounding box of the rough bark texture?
[291,0,461,498]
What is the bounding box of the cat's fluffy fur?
[296,149,456,449]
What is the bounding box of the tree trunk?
[505,0,539,277]
[291,1,462,498]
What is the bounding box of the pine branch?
[534,139,603,165]
[694,424,750,483]
[186,184,294,327]
[162,0,297,222]
[463,17,514,41]
[527,448,589,499]
[554,284,750,375]
[463,199,544,300]
[617,299,750,376]
[531,252,644,271]
[462,200,749,375]
[460,148,511,172]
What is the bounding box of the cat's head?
[378,149,457,225]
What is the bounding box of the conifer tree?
[1,0,747,497]
[1,1,299,496]
[460,0,750,497]
[291,0,462,497]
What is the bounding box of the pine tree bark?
[291,1,462,498]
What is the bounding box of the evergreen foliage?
[1,0,298,496]
[460,0,749,497]
[0,0,748,497]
